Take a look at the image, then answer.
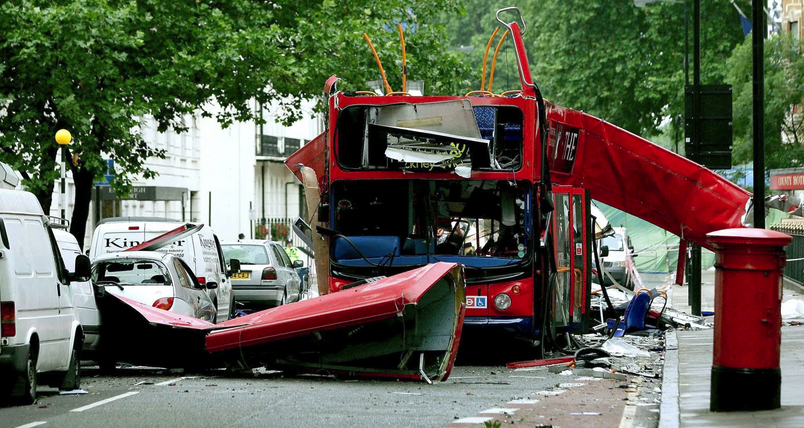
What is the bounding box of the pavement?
[659,270,804,428]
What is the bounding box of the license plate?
[466,296,487,309]
[231,272,250,279]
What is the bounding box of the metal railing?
[255,217,311,254]
[771,223,804,284]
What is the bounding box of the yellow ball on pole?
[55,129,72,146]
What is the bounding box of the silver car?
[221,241,302,309]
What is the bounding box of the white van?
[88,218,233,323]
[600,226,635,288]
[0,189,89,404]
[53,228,101,355]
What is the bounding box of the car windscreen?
[221,245,271,265]
[92,259,172,286]
[602,234,624,251]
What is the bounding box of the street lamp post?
[55,129,72,220]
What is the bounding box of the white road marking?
[534,389,565,396]
[15,422,47,428]
[70,391,139,412]
[479,408,517,415]
[450,416,493,424]
[508,398,539,404]
[155,376,195,386]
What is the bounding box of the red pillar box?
[706,228,792,412]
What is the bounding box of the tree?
[727,35,804,171]
[437,0,747,137]
[0,0,468,247]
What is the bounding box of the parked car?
[221,241,302,309]
[0,189,89,404]
[88,218,234,322]
[91,251,217,322]
[53,229,101,357]
[599,226,636,288]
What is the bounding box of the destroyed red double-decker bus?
[286,7,752,347]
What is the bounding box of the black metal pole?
[684,1,689,85]
[753,0,765,229]
[60,146,66,220]
[688,0,701,316]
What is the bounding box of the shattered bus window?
[330,180,531,279]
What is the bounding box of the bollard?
[706,228,792,412]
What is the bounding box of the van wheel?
[59,345,82,391]
[15,352,37,404]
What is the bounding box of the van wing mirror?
[599,245,609,258]
[205,281,218,290]
[228,258,241,275]
[70,254,92,282]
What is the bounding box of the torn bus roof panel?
[206,262,466,382]
[94,291,221,368]
[547,103,751,249]
[285,131,327,190]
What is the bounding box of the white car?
[91,251,217,322]
[88,218,234,323]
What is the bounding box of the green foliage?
[483,420,502,428]
[437,0,747,137]
[727,35,804,170]
[0,0,468,232]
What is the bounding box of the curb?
[658,330,680,428]
[784,277,804,296]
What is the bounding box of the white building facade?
[48,99,322,248]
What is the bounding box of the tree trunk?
[69,167,95,251]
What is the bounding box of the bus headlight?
[494,293,512,311]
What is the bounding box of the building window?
[284,137,301,154]
[260,135,280,157]
[791,21,799,40]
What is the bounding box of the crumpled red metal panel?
[206,262,462,352]
[285,131,327,191]
[107,293,219,329]
[547,103,751,249]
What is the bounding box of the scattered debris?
[602,338,651,358]
[782,299,804,319]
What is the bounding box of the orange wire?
[363,33,392,95]
[481,27,500,92]
[398,24,407,93]
[488,29,510,93]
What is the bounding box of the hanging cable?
[481,27,500,91]
[363,33,392,95]
[398,24,407,93]
[487,29,510,93]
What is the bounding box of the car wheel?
[279,290,288,306]
[59,345,82,391]
[16,351,37,404]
